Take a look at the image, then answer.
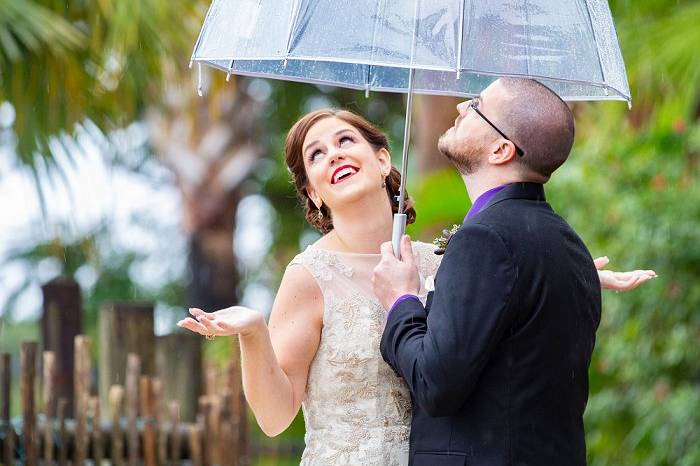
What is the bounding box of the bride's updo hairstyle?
[284,108,416,234]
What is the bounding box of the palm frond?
[0,0,84,62]
[1,0,207,177]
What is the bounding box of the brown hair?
[284,108,416,234]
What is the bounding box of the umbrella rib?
[456,0,465,78]
[283,0,304,64]
[409,0,420,67]
[523,0,531,77]
[366,0,384,96]
[189,0,219,67]
[582,0,609,95]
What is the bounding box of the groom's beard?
[438,132,483,175]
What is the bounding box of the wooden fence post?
[125,354,141,466]
[20,342,38,466]
[140,377,157,466]
[99,303,154,412]
[169,401,181,465]
[219,393,234,466]
[1,352,15,466]
[188,416,203,466]
[41,277,82,415]
[74,336,90,465]
[109,385,125,466]
[42,351,56,464]
[198,397,211,466]
[227,337,248,465]
[153,378,168,466]
[90,396,104,465]
[155,333,202,422]
[57,398,68,466]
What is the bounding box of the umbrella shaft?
[398,68,415,214]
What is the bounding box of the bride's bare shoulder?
[272,254,324,318]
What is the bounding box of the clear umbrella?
[191,0,630,256]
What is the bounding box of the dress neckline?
[305,245,381,257]
[305,240,424,257]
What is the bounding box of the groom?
[372,78,602,466]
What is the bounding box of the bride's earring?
[381,172,387,189]
[316,203,324,219]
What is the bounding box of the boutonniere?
[433,224,461,255]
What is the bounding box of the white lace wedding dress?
[287,241,442,466]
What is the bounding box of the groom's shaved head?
[495,78,575,181]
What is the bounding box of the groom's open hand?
[372,234,420,312]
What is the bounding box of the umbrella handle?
[392,213,407,259]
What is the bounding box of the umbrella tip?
[197,62,204,97]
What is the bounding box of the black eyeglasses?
[469,98,524,157]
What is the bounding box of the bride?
[178,108,655,465]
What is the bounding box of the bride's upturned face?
[301,117,391,212]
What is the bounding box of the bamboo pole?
[42,351,57,464]
[74,336,90,465]
[125,353,141,466]
[57,398,68,466]
[20,342,38,466]
[109,385,126,466]
[1,352,14,466]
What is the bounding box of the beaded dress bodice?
[287,241,441,465]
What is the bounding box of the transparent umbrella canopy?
[191,0,631,256]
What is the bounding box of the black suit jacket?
[381,183,601,466]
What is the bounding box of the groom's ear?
[488,140,517,166]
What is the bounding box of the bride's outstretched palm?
[594,256,657,292]
[177,306,265,337]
